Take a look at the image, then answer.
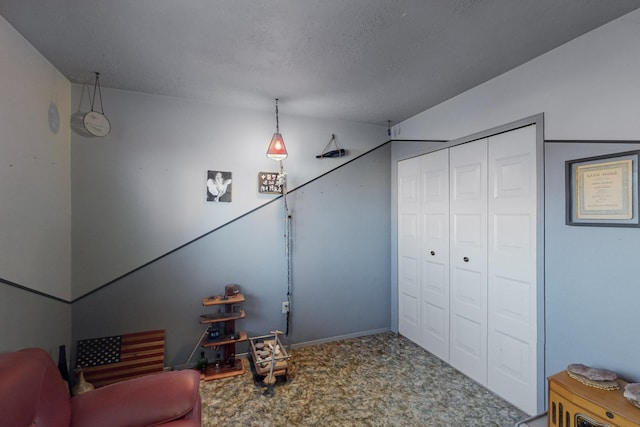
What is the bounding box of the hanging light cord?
[76,83,87,113]
[90,72,105,114]
[274,98,291,335]
[280,160,293,336]
[275,98,280,134]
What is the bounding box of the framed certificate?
[566,150,640,227]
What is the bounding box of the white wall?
[71,86,388,298]
[0,15,71,353]
[392,8,640,386]
[0,15,71,299]
[394,10,640,142]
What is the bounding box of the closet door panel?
[398,158,421,344]
[420,150,450,361]
[452,311,483,359]
[487,125,538,415]
[449,139,488,385]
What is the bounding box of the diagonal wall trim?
[4,139,442,304]
[0,277,70,304]
[70,139,401,304]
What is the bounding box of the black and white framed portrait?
[206,170,232,202]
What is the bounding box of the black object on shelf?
[316,134,347,158]
[316,148,346,158]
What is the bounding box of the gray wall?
[286,144,392,345]
[544,141,640,382]
[0,285,70,356]
[72,145,392,368]
[72,199,290,367]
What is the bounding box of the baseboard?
[515,412,547,427]
[287,328,391,350]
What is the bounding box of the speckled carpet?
[200,332,527,426]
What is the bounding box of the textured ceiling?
[1,1,639,125]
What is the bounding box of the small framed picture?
[565,150,640,227]
[206,171,232,202]
[258,171,283,194]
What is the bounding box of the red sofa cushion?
[0,347,201,427]
[0,348,72,427]
[70,369,201,427]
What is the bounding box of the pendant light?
[264,99,292,336]
[266,99,288,161]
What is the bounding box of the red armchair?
[0,347,201,427]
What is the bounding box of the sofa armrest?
[161,421,201,427]
[70,369,201,427]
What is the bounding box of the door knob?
[463,257,469,262]
[430,251,435,256]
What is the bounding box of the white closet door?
[420,150,450,361]
[397,157,421,345]
[487,125,538,414]
[449,139,488,386]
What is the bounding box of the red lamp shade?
[267,132,288,160]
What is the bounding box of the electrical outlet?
[282,301,290,313]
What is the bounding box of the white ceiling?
[1,1,639,126]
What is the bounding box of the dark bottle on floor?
[57,344,72,393]
[197,351,208,372]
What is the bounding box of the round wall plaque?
[48,103,60,134]
[82,111,111,137]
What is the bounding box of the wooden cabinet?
[548,371,640,427]
[198,293,247,380]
